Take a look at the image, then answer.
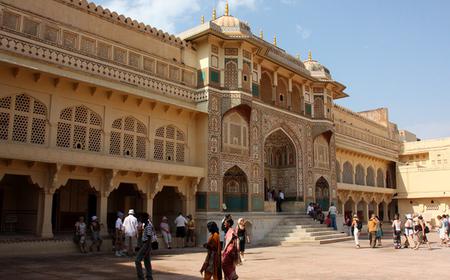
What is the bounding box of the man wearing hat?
[89,215,102,252]
[123,209,138,256]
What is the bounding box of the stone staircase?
[262,214,352,246]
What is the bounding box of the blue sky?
[96,0,450,139]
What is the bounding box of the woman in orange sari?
[201,221,222,280]
[222,219,239,280]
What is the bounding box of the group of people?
[201,215,250,280]
[74,215,103,253]
[160,213,196,249]
[266,188,285,212]
[348,213,384,249]
[307,202,338,230]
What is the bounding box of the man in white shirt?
[328,203,338,230]
[123,209,138,256]
[174,212,187,247]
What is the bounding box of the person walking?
[200,221,222,280]
[368,214,378,248]
[222,218,239,280]
[115,211,125,257]
[174,212,188,248]
[75,216,87,253]
[89,216,102,252]
[135,213,155,280]
[328,202,338,230]
[276,190,285,212]
[123,209,138,256]
[351,214,362,248]
[413,215,431,250]
[236,218,250,262]
[160,217,172,249]
[375,216,383,247]
[392,214,402,249]
[404,214,415,249]
[186,214,196,247]
[437,215,449,246]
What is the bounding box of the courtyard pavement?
[0,235,448,280]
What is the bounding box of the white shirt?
[328,206,337,215]
[174,215,187,227]
[115,217,123,230]
[122,214,138,237]
[279,192,285,200]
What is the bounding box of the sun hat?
[128,209,135,215]
[92,216,98,221]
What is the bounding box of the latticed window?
[109,116,147,159]
[153,125,185,162]
[313,134,329,169]
[222,112,249,155]
[0,94,48,145]
[56,106,102,152]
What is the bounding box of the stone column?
[39,190,54,238]
[375,203,380,217]
[383,203,389,221]
[364,203,369,222]
[145,193,154,219]
[353,203,358,219]
[98,193,108,237]
[341,199,346,216]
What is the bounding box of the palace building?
[1,0,437,251]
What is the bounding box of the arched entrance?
[315,177,330,211]
[153,186,185,231]
[264,129,297,199]
[0,174,40,235]
[52,179,98,233]
[223,166,248,212]
[344,197,355,218]
[107,183,144,231]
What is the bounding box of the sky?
[95,0,450,140]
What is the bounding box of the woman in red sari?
[222,219,239,280]
[201,221,222,280]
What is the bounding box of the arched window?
[376,168,384,188]
[153,125,185,162]
[313,96,324,119]
[222,111,249,155]
[110,116,147,159]
[291,85,301,114]
[336,161,341,183]
[277,78,288,108]
[260,72,272,103]
[224,59,238,90]
[0,94,47,145]
[355,164,365,185]
[342,161,354,184]
[314,134,329,169]
[366,166,375,186]
[56,105,102,152]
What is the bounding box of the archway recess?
[223,166,248,212]
[315,177,330,211]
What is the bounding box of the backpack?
[357,221,363,230]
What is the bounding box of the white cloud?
[295,24,311,39]
[98,0,201,33]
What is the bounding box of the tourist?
[444,214,450,244]
[328,202,338,230]
[344,215,352,235]
[413,215,431,250]
[325,213,331,227]
[75,216,87,253]
[123,209,138,256]
[276,190,285,212]
[436,215,449,246]
[186,214,196,247]
[404,214,415,249]
[392,214,402,249]
[89,216,102,252]
[375,216,383,247]
[267,189,273,201]
[115,211,125,257]
[135,213,155,280]
[307,203,314,216]
[200,221,222,280]
[236,218,250,262]
[221,214,232,248]
[351,214,361,248]
[222,218,239,280]
[368,214,378,248]
[160,216,172,249]
[136,214,145,251]
[175,212,188,247]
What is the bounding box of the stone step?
[280,236,353,246]
[266,229,338,238]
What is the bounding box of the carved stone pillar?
[383,202,389,222]
[39,190,54,238]
[98,192,109,237]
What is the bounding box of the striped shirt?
[142,220,155,242]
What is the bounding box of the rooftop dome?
[210,3,251,36]
[303,51,332,80]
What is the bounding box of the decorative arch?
[223,165,248,212]
[222,106,250,155]
[313,95,324,119]
[0,93,48,145]
[110,116,147,159]
[56,105,102,152]
[153,125,185,162]
[315,176,330,211]
[260,71,272,104]
[224,59,238,90]
[376,168,384,188]
[291,84,302,114]
[342,161,354,184]
[313,134,330,169]
[366,166,375,186]
[355,164,365,185]
[277,77,288,108]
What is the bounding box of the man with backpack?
[368,214,379,248]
